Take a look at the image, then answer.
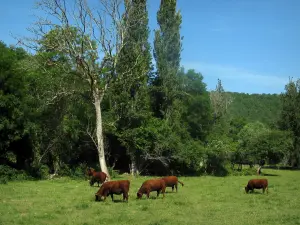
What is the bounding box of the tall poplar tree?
[153,0,183,121]
[113,0,152,175]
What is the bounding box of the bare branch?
[86,119,98,149]
[38,138,58,164]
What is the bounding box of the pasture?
[0,169,300,225]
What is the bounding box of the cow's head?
[86,167,95,176]
[95,194,102,201]
[136,192,143,199]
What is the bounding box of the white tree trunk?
[93,88,111,180]
[130,156,139,176]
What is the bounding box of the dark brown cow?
[95,180,130,202]
[137,178,166,199]
[161,176,184,192]
[245,179,268,194]
[87,167,107,187]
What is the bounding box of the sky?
[1,0,300,94]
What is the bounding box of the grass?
[1,169,300,225]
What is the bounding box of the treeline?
[1,0,299,182]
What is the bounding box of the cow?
[137,178,166,199]
[95,180,130,202]
[86,167,107,187]
[245,179,268,194]
[161,176,184,192]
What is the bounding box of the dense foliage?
[0,0,298,180]
[227,92,281,127]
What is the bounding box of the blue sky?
[1,0,299,94]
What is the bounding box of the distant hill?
[226,92,282,126]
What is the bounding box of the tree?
[251,130,292,165]
[19,0,144,179]
[279,79,300,167]
[210,79,232,122]
[0,42,35,170]
[180,68,212,141]
[152,0,183,121]
[112,0,153,175]
[236,122,269,165]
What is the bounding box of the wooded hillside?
[227,92,281,126]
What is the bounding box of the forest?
[1,0,300,182]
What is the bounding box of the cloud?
[182,61,291,94]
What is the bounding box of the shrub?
[57,163,72,177]
[70,163,87,179]
[0,165,32,182]
[108,167,121,179]
[226,164,257,176]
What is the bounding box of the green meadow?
[1,169,300,225]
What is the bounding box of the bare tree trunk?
[130,161,139,176]
[257,166,262,175]
[94,89,111,180]
[130,155,139,176]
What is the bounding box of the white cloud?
[182,61,291,94]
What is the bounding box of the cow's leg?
[157,190,160,197]
[110,193,114,201]
[175,184,178,192]
[123,192,128,202]
[146,191,150,199]
[162,187,166,199]
[97,181,100,187]
[172,186,174,192]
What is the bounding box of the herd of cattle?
[87,168,269,202]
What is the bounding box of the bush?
[0,176,8,184]
[108,167,121,179]
[70,163,87,179]
[29,164,50,179]
[226,164,257,176]
[57,163,72,177]
[0,165,32,182]
[39,165,50,179]
[204,139,229,176]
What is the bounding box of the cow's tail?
[178,180,184,187]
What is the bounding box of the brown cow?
[137,178,166,199]
[245,179,268,194]
[95,180,130,202]
[161,176,184,192]
[87,167,107,187]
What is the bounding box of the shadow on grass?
[246,192,268,195]
[136,196,164,200]
[111,199,128,203]
[165,191,177,194]
[262,173,279,177]
[94,199,128,203]
[263,166,300,171]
